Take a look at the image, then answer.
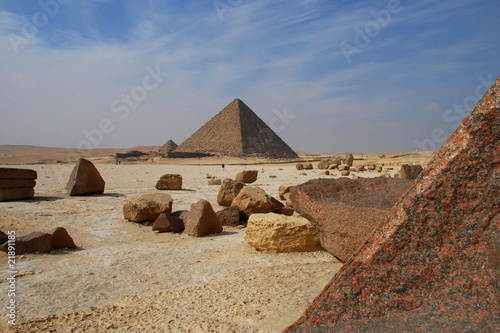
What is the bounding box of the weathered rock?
[354,165,365,172]
[232,186,274,218]
[156,174,182,190]
[270,196,285,211]
[340,170,350,176]
[245,214,321,252]
[272,207,295,216]
[0,168,37,202]
[208,178,222,186]
[399,164,424,179]
[328,164,338,170]
[367,164,377,170]
[51,227,76,249]
[184,199,222,237]
[343,153,354,166]
[235,170,258,183]
[279,185,293,200]
[317,160,330,169]
[322,170,330,175]
[285,75,500,332]
[289,177,413,262]
[376,165,383,173]
[170,210,189,223]
[217,178,245,206]
[296,163,304,170]
[1,232,52,255]
[216,205,240,227]
[66,159,105,196]
[152,213,184,233]
[123,192,173,222]
[338,164,350,171]
[302,163,313,170]
[0,230,8,245]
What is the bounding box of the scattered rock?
[232,186,274,219]
[343,153,354,166]
[245,214,321,253]
[51,227,76,249]
[272,207,295,216]
[270,196,285,211]
[0,168,37,201]
[153,214,184,233]
[317,160,330,169]
[338,164,350,171]
[0,230,7,244]
[66,159,105,196]
[156,174,182,190]
[289,177,413,262]
[302,163,313,170]
[399,164,424,179]
[322,170,330,175]
[217,178,245,206]
[376,165,383,173]
[170,210,189,223]
[123,191,173,222]
[285,75,500,333]
[216,206,240,227]
[279,185,293,200]
[184,199,222,237]
[208,178,222,186]
[328,164,338,170]
[1,232,52,255]
[269,175,277,179]
[299,172,307,176]
[296,163,304,170]
[341,170,350,176]
[367,164,377,170]
[206,174,214,179]
[354,165,365,172]
[236,170,258,183]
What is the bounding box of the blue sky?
[0,0,499,153]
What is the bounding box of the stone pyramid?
[174,99,298,159]
[285,76,500,332]
[158,139,178,155]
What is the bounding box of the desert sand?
[0,150,433,332]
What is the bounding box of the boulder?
[170,210,189,223]
[1,232,52,255]
[156,174,182,190]
[302,163,313,170]
[322,170,330,175]
[289,177,413,262]
[376,165,383,173]
[338,164,350,171]
[285,75,500,332]
[66,159,105,196]
[184,199,222,237]
[279,185,293,200]
[216,205,240,227]
[235,170,258,183]
[123,191,173,222]
[0,168,37,201]
[295,163,304,170]
[341,170,350,176]
[367,164,377,170]
[328,164,338,170]
[317,160,330,169]
[232,186,274,219]
[217,178,245,206]
[152,213,184,233]
[50,227,76,249]
[399,164,424,179]
[354,165,365,172]
[343,153,354,166]
[0,230,7,245]
[208,178,222,186]
[245,214,321,252]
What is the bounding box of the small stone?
[152,214,184,233]
[236,170,258,183]
[51,227,76,249]
[208,178,222,185]
[123,191,173,222]
[156,174,182,190]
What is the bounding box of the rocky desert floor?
[0,152,433,332]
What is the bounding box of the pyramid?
[285,76,500,332]
[158,140,178,155]
[174,99,298,159]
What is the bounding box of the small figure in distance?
[222,163,225,170]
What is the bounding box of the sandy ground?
[0,154,433,332]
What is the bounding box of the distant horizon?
[1,1,499,153]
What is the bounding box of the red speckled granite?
[284,77,500,333]
[289,177,413,262]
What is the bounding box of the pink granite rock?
[289,177,413,262]
[285,76,500,332]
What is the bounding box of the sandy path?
[1,163,346,332]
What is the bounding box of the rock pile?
[0,168,37,201]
